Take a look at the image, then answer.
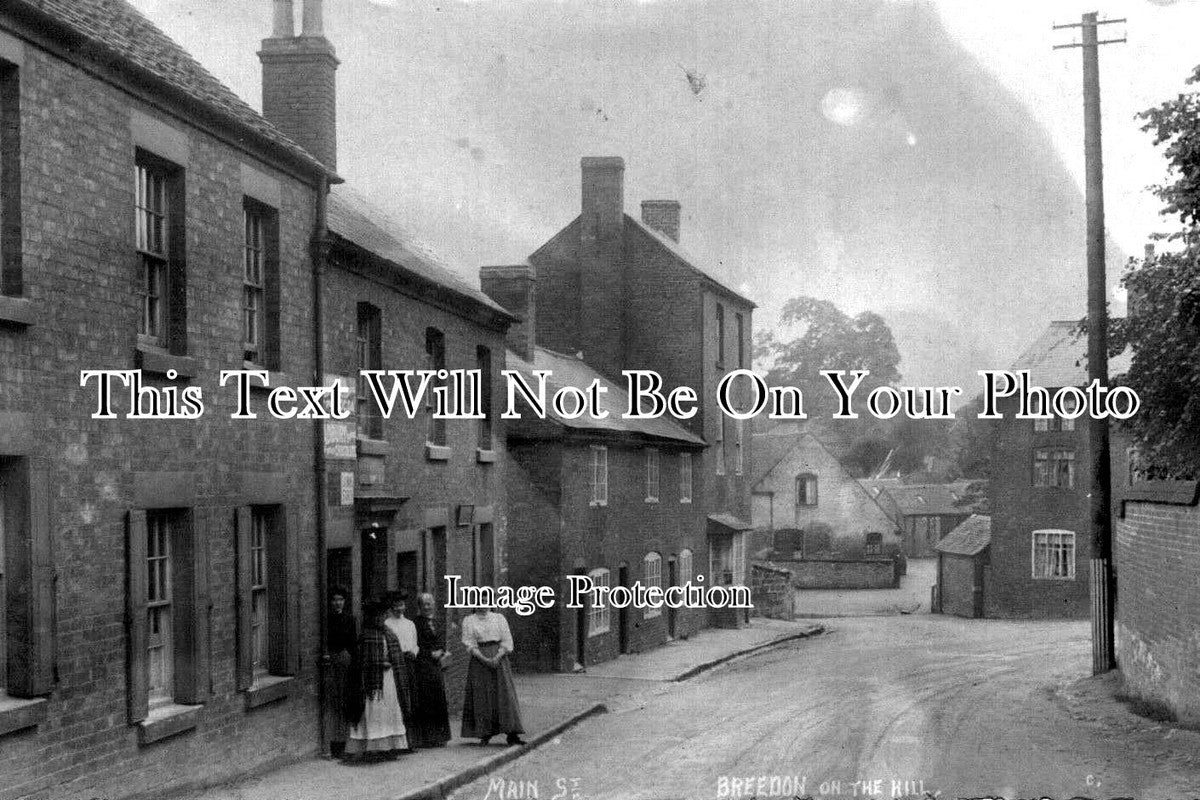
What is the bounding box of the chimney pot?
[272,0,295,37]
[301,0,325,35]
[640,199,681,243]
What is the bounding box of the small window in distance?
[735,313,745,369]
[643,552,662,618]
[1,64,22,297]
[587,568,611,635]
[645,448,660,503]
[679,453,693,504]
[356,303,383,439]
[477,345,493,449]
[715,303,726,366]
[426,328,447,446]
[796,473,818,506]
[242,199,280,369]
[590,445,608,507]
[864,532,883,556]
[678,549,693,585]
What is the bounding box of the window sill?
[244,674,295,710]
[0,295,37,328]
[587,628,610,638]
[645,497,659,504]
[136,343,198,379]
[644,611,662,619]
[242,362,290,390]
[476,448,497,464]
[0,695,47,737]
[357,436,389,457]
[138,702,202,745]
[425,444,450,462]
[589,501,608,508]
[680,499,693,505]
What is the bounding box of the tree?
[1116,68,1200,476]
[754,296,901,420]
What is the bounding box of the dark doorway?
[617,562,630,655]
[396,549,419,606]
[424,526,448,626]
[667,558,678,639]
[327,547,352,603]
[360,528,389,606]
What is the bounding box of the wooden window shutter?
[175,508,210,704]
[234,506,253,691]
[126,509,149,723]
[8,458,55,697]
[268,506,301,675]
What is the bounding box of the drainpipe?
[311,174,330,753]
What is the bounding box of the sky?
[127,0,1200,392]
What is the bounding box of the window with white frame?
[678,549,693,585]
[1033,449,1075,488]
[590,445,608,506]
[146,511,174,706]
[645,448,660,502]
[731,534,745,585]
[864,532,883,556]
[587,568,610,635]
[1033,393,1078,432]
[135,161,169,345]
[243,205,264,361]
[1032,530,1075,579]
[643,552,662,618]
[250,508,269,677]
[679,453,693,504]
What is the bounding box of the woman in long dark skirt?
[324,587,357,758]
[409,592,452,747]
[460,608,526,746]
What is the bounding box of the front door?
[617,563,630,655]
[360,528,389,605]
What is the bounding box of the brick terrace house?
[476,276,706,670]
[0,0,513,796]
[750,429,901,560]
[986,321,1130,618]
[0,0,330,796]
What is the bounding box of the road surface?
[451,616,1200,800]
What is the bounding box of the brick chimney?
[578,157,626,379]
[480,264,536,362]
[640,200,681,243]
[259,0,339,170]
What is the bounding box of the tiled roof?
[23,0,326,174]
[935,514,991,556]
[870,482,973,517]
[327,186,512,317]
[1009,320,1132,388]
[504,347,705,445]
[750,432,802,487]
[626,216,755,307]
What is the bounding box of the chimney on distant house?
[480,264,536,362]
[640,200,681,243]
[259,0,339,170]
[578,156,626,379]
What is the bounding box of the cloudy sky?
[130,0,1200,391]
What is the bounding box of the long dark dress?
[410,615,452,747]
[325,611,357,750]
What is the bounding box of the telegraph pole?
[1054,12,1125,675]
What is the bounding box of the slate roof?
[327,186,513,317]
[22,0,327,175]
[935,514,991,556]
[1009,320,1132,387]
[867,481,973,518]
[504,346,705,445]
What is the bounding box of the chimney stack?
[578,157,626,379]
[580,157,625,244]
[640,200,681,243]
[259,0,339,170]
[480,264,537,362]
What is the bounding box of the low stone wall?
[1115,486,1200,726]
[776,557,899,590]
[750,563,796,619]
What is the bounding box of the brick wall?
[781,558,897,590]
[938,553,984,618]
[1115,495,1200,726]
[749,563,794,619]
[0,36,321,800]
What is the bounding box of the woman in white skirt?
[344,600,409,760]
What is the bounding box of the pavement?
[174,618,823,800]
[792,557,936,617]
